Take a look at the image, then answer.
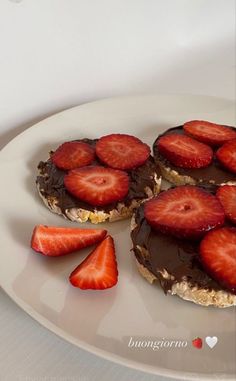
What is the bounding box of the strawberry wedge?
[69,235,118,289]
[31,225,107,256]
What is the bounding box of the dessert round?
[131,185,236,308]
[36,135,161,223]
[153,121,236,186]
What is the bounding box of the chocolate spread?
[131,204,232,294]
[153,126,236,184]
[36,139,160,214]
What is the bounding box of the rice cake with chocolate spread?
[153,126,236,186]
[36,139,161,223]
[130,191,236,308]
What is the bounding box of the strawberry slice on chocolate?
[156,134,213,169]
[216,139,236,174]
[51,141,95,170]
[200,227,236,294]
[183,120,236,146]
[216,185,236,224]
[31,225,107,256]
[144,186,225,239]
[95,133,150,170]
[69,235,118,289]
[64,166,129,206]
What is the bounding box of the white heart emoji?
[205,336,218,348]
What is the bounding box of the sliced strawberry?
[157,134,213,169]
[216,185,236,224]
[200,227,236,293]
[31,225,107,256]
[216,139,236,174]
[192,338,203,349]
[69,235,118,289]
[183,120,236,146]
[51,141,95,170]
[64,166,129,206]
[144,186,225,239]
[95,134,150,170]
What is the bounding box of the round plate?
[0,95,235,380]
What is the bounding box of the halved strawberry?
[144,186,225,239]
[183,120,236,146]
[216,139,236,174]
[95,134,150,170]
[64,166,129,206]
[31,225,107,256]
[51,141,95,170]
[157,134,213,168]
[200,227,236,293]
[69,235,118,289]
[216,185,236,224]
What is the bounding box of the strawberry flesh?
[31,225,107,256]
[184,120,236,146]
[200,227,236,293]
[95,134,150,170]
[144,186,225,239]
[216,185,236,225]
[51,141,95,170]
[157,134,213,169]
[64,166,129,206]
[69,235,118,289]
[216,139,236,174]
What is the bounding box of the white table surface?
[0,1,235,380]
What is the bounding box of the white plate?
[0,95,235,380]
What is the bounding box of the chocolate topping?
[36,138,160,214]
[153,126,236,184]
[131,204,230,294]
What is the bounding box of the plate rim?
[1,92,235,153]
